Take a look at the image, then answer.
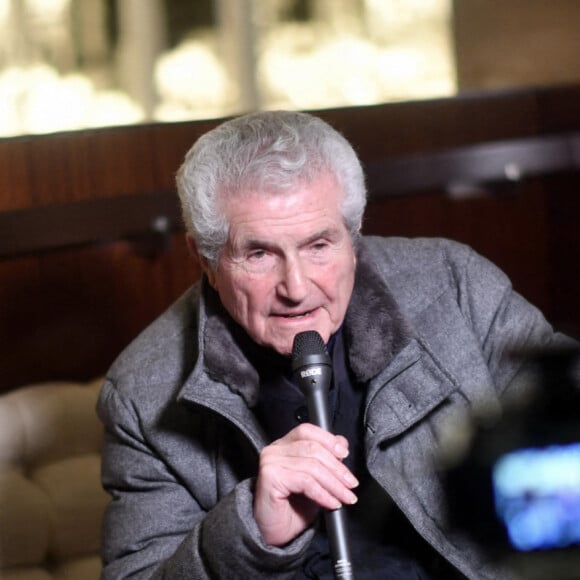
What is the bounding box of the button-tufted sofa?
[0,378,107,580]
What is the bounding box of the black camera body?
[442,347,580,580]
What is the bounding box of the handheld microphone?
[292,330,355,580]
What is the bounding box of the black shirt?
[253,329,460,579]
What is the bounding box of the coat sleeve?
[97,379,312,579]
[453,242,576,396]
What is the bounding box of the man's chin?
[266,328,332,358]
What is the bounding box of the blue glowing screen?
[492,443,580,551]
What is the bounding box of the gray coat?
[98,236,564,579]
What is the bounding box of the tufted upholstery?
[0,378,107,580]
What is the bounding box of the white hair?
[176,110,367,267]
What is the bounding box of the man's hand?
[253,423,359,547]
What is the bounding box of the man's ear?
[186,234,218,289]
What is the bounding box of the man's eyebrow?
[236,227,342,252]
[239,237,274,250]
[302,228,342,245]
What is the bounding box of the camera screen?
[492,442,580,552]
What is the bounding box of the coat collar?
[195,239,414,407]
[344,242,414,383]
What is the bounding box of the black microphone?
[292,330,355,580]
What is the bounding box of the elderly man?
[98,111,566,579]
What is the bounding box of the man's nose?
[277,256,308,302]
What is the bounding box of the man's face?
[201,173,357,356]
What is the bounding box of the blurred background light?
[0,0,454,137]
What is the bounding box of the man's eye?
[248,249,267,260]
[312,241,329,251]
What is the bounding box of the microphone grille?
[292,330,327,358]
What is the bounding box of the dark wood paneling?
[318,89,541,158]
[363,182,550,315]
[544,173,580,338]
[1,85,579,392]
[4,131,579,259]
[0,137,33,210]
[0,192,181,258]
[0,234,199,390]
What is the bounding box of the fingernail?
[335,444,348,458]
[344,472,359,487]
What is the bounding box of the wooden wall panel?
[0,138,34,211]
[1,85,579,392]
[0,234,199,390]
[319,89,541,158]
[363,183,550,314]
[544,174,580,338]
[148,118,225,188]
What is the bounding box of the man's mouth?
[277,309,314,319]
